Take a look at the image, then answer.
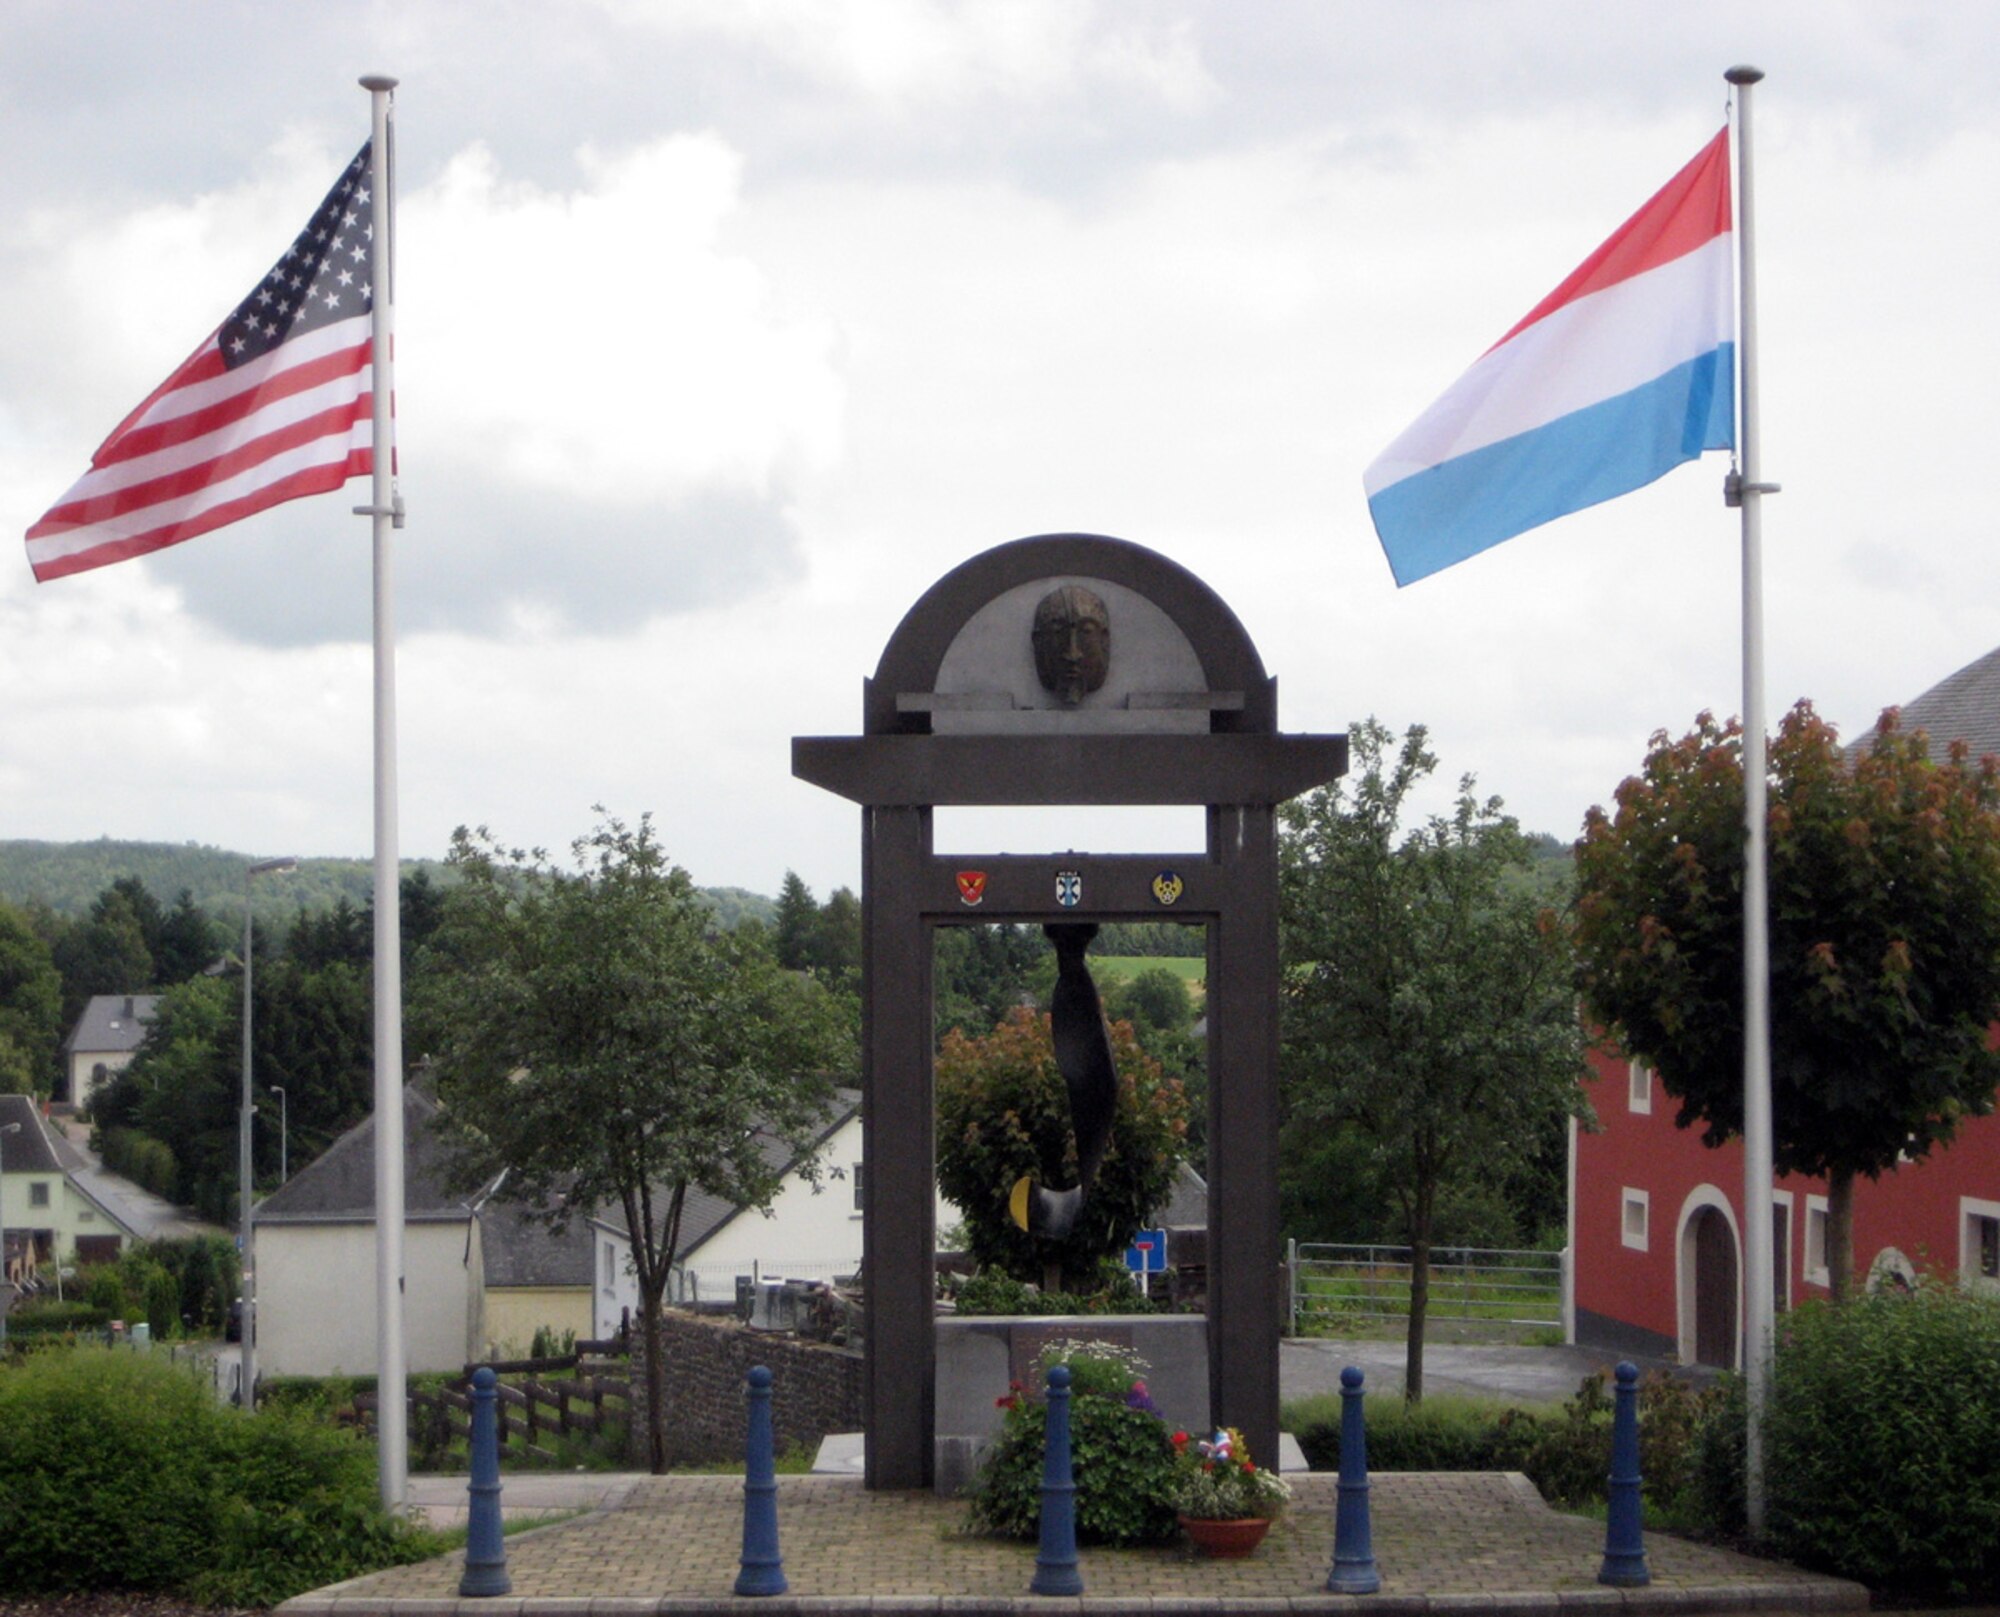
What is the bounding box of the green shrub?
[1289,1372,1720,1514]
[968,1397,1181,1545]
[966,1343,1180,1545]
[138,1261,181,1339]
[7,1299,113,1339]
[0,1346,444,1602]
[82,1266,126,1318]
[953,1265,1156,1317]
[1754,1284,2000,1597]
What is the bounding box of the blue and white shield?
[1055,870,1082,907]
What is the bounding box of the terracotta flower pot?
[1178,1514,1272,1557]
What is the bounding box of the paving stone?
[273,1472,1862,1617]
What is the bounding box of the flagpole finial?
[1725,65,1765,86]
[360,73,399,91]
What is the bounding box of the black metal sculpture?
[1009,922,1118,1241]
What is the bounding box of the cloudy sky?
[3,2,1995,900]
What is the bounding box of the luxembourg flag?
[1365,128,1736,587]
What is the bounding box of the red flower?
[1171,1430,1189,1448]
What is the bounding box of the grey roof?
[0,1096,139,1236]
[256,1084,489,1225]
[63,994,160,1057]
[1154,1160,1208,1228]
[0,1094,62,1175]
[480,1195,596,1289]
[593,1088,861,1257]
[1851,642,2000,765]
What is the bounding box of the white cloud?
[402,134,844,502]
[591,0,1218,113]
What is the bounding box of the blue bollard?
[1327,1365,1381,1594]
[1598,1362,1650,1587]
[736,1365,789,1596]
[458,1366,512,1598]
[1030,1364,1084,1596]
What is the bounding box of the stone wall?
[630,1309,864,1466]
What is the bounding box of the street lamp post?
[0,1121,20,1350]
[241,855,296,1412]
[271,1085,288,1185]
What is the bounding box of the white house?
[254,1085,488,1377]
[254,1084,595,1376]
[0,1093,138,1279]
[62,995,159,1113]
[591,1090,965,1336]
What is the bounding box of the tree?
[0,901,63,1094]
[153,889,224,985]
[421,813,853,1472]
[1574,703,2000,1299]
[935,1004,1187,1289]
[99,975,241,1223]
[50,886,154,1031]
[811,886,863,996]
[771,871,818,972]
[934,923,1042,1041]
[1279,719,1589,1401]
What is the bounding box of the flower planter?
[1178,1514,1272,1558]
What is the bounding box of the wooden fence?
[355,1352,634,1469]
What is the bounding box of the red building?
[1569,1049,2000,1365]
[1568,644,2000,1365]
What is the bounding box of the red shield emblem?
[956,870,987,906]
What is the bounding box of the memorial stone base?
[933,1313,1210,1496]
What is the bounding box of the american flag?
[26,143,381,583]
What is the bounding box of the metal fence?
[668,1260,855,1309]
[1287,1240,1566,1334]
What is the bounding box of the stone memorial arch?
[794,533,1345,1489]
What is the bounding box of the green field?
[1093,954,1206,993]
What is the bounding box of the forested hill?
[0,838,775,929]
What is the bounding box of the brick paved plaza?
[280,1470,1864,1617]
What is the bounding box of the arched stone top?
[864,534,1275,736]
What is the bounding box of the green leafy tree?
[934,923,1042,1041]
[421,812,854,1472]
[1105,967,1192,1037]
[0,900,63,1094]
[99,975,242,1223]
[812,885,863,996]
[1574,703,2000,1299]
[1279,719,1589,1401]
[935,1004,1187,1289]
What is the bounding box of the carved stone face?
[1032,585,1110,705]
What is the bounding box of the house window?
[1627,1060,1653,1115]
[601,1242,616,1291]
[29,1182,49,1208]
[852,1162,865,1215]
[1804,1195,1830,1288]
[1621,1188,1649,1251]
[1962,1199,2000,1290]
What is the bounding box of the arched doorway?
[1689,1206,1739,1368]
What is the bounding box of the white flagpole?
[357,72,408,1513]
[1725,62,1778,1537]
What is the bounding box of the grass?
[1093,954,1205,988]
